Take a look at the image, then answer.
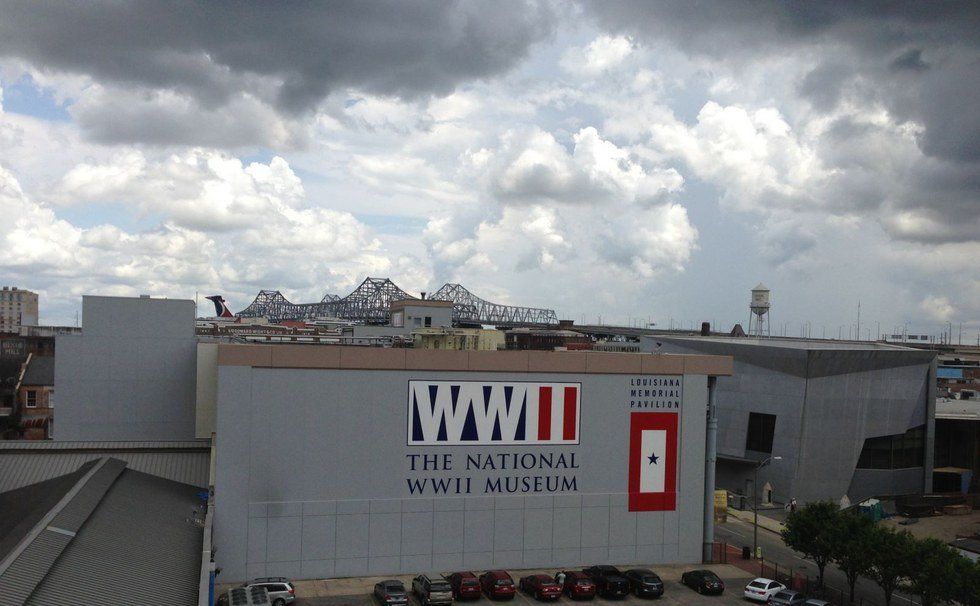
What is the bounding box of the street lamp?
[753,455,782,559]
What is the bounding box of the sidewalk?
[726,506,785,534]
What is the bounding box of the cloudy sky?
[1,1,978,339]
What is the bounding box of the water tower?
[748,283,771,337]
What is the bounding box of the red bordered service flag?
[628,412,678,511]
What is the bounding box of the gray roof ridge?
[0,457,127,606]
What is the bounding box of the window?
[48,390,54,409]
[424,316,432,327]
[26,390,37,408]
[745,412,777,453]
[856,425,925,469]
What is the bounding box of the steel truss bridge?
[237,277,558,327]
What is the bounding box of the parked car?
[520,574,562,601]
[680,569,725,595]
[219,586,270,605]
[448,571,482,600]
[480,570,516,600]
[743,578,785,602]
[413,574,454,605]
[374,580,409,605]
[623,568,664,598]
[582,565,629,599]
[769,590,807,606]
[241,577,296,606]
[555,570,596,600]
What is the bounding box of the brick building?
[16,354,55,439]
[505,327,592,350]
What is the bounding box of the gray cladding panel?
[215,368,707,581]
[654,337,931,505]
[56,297,197,442]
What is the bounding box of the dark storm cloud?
[0,1,556,112]
[891,49,929,72]
[584,1,980,59]
[585,1,980,243]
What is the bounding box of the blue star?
[647,451,659,465]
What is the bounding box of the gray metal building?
[644,336,936,505]
[212,345,731,582]
[55,295,198,441]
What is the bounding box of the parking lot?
[276,564,755,606]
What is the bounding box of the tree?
[903,538,962,606]
[951,555,980,606]
[830,511,875,605]
[781,500,841,588]
[866,526,915,606]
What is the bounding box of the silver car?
[770,590,807,606]
[374,580,409,606]
[412,574,454,605]
[219,586,270,606]
[242,577,296,606]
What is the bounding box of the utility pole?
[857,301,861,341]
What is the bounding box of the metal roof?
[19,356,53,387]
[0,458,204,606]
[0,441,210,492]
[936,398,980,421]
[25,469,204,606]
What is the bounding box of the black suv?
[624,568,664,598]
[681,569,725,595]
[583,565,629,599]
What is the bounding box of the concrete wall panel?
[56,296,198,441]
[214,367,708,581]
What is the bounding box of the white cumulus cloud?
[561,35,634,76]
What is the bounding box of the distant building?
[937,354,980,399]
[16,354,55,439]
[413,327,505,350]
[390,298,453,330]
[592,340,641,353]
[506,327,592,350]
[0,286,38,333]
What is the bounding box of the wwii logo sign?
[408,381,581,446]
[628,412,678,511]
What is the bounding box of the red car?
[520,574,562,601]
[480,570,516,600]
[448,571,482,600]
[556,571,596,600]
